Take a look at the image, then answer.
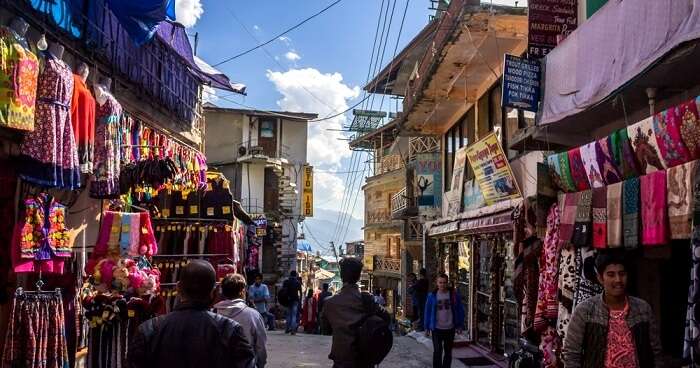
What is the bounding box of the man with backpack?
[424,273,465,368]
[321,257,392,368]
[279,270,303,335]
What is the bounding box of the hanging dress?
[0,26,39,131]
[90,90,122,198]
[70,74,96,173]
[18,52,80,189]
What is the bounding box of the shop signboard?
[502,54,541,113]
[414,153,442,208]
[301,164,313,217]
[463,178,486,211]
[253,214,267,236]
[465,132,522,205]
[442,147,468,217]
[528,0,578,58]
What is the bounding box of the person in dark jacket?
[282,270,303,334]
[562,253,663,368]
[424,273,465,368]
[317,283,333,335]
[128,260,255,368]
[321,257,390,368]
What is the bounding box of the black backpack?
[354,292,393,365]
[277,285,290,307]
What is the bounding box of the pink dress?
[90,92,122,198]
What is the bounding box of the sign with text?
[465,132,522,205]
[253,215,267,237]
[502,54,541,112]
[528,0,578,58]
[414,153,442,209]
[302,164,314,217]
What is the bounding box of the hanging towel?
[592,187,608,249]
[547,153,576,192]
[607,182,623,247]
[580,142,605,188]
[641,171,668,246]
[572,190,593,247]
[628,117,666,174]
[655,106,692,168]
[595,137,622,185]
[678,97,700,160]
[559,192,579,245]
[668,160,697,239]
[567,147,591,191]
[623,177,640,249]
[618,128,640,179]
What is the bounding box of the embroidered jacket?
[19,193,71,259]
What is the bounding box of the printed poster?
[465,132,521,205]
[414,153,442,208]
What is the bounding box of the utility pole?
[330,241,339,263]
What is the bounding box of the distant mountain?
[302,207,363,254]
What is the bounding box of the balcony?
[366,208,391,226]
[373,255,401,278]
[374,154,404,176]
[391,187,418,219]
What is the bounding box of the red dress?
[70,74,95,173]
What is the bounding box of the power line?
[377,0,411,111]
[368,0,399,112]
[213,0,344,67]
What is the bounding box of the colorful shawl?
[654,107,692,168]
[595,136,623,185]
[559,192,579,245]
[683,157,700,363]
[534,204,561,333]
[622,177,640,249]
[547,153,576,192]
[581,142,605,188]
[607,182,623,247]
[618,128,640,179]
[556,245,579,340]
[573,246,603,307]
[668,160,697,239]
[678,97,700,160]
[641,171,668,246]
[592,187,608,249]
[568,147,591,191]
[573,189,593,247]
[628,117,666,174]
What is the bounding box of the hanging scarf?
[592,187,608,249]
[534,204,561,333]
[622,177,640,249]
[595,136,623,185]
[573,246,603,307]
[654,106,692,168]
[556,245,579,340]
[567,147,591,191]
[573,190,593,247]
[581,142,605,188]
[607,182,623,247]
[683,158,700,363]
[540,326,562,368]
[628,117,666,174]
[559,192,579,245]
[678,97,700,160]
[668,160,697,239]
[618,128,640,179]
[641,170,668,246]
[547,153,575,192]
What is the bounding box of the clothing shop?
[0,1,248,367]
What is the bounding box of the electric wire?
[367,0,399,112]
[377,0,411,112]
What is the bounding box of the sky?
[174,0,522,249]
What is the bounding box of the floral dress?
[18,52,80,189]
[0,26,39,131]
[90,91,122,198]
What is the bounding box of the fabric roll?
[567,147,591,191]
[668,160,697,239]
[623,178,640,249]
[595,137,623,185]
[581,142,605,188]
[678,97,700,160]
[592,187,608,249]
[641,171,668,246]
[556,246,579,340]
[559,192,579,245]
[654,106,692,168]
[618,128,640,179]
[628,117,666,174]
[607,182,623,247]
[572,190,593,247]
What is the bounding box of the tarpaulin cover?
[297,240,313,253]
[105,0,176,46]
[540,0,700,125]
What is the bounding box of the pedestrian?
[127,260,255,368]
[373,288,386,306]
[317,283,333,334]
[248,273,276,331]
[321,257,391,368]
[281,270,303,335]
[407,273,419,324]
[301,288,318,333]
[214,273,268,368]
[415,268,429,331]
[562,253,663,368]
[424,273,465,368]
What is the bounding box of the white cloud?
[253,25,260,31]
[278,36,292,46]
[285,51,301,62]
[175,0,204,28]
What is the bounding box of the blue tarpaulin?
[297,240,313,253]
[105,0,176,46]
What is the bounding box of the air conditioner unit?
[238,146,247,156]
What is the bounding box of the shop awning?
[105,0,176,46]
[539,0,700,126]
[427,198,521,237]
[314,269,335,280]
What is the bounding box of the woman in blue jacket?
[424,273,465,368]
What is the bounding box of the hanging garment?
[573,247,603,307]
[540,326,562,368]
[201,173,234,220]
[572,189,593,247]
[683,161,700,363]
[567,147,591,191]
[617,128,640,180]
[580,142,605,188]
[533,204,561,333]
[668,160,697,239]
[559,192,579,245]
[591,187,608,249]
[654,106,692,168]
[515,237,542,336]
[641,171,669,246]
[595,137,623,185]
[91,92,123,198]
[18,52,80,189]
[607,182,623,247]
[90,211,158,271]
[623,177,640,249]
[678,97,700,160]
[628,117,666,174]
[556,246,579,340]
[70,74,96,173]
[0,26,39,131]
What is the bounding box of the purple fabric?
[540,0,700,125]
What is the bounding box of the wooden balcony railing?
[391,187,408,215]
[366,208,391,225]
[375,154,404,176]
[406,218,424,242]
[373,255,401,276]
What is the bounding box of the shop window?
[258,118,277,157]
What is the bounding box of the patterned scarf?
[628,117,666,174]
[547,153,576,192]
[559,192,579,245]
[654,106,692,168]
[592,187,608,249]
[573,246,603,307]
[678,97,700,160]
[596,136,623,185]
[534,204,561,333]
[573,190,593,247]
[607,182,623,247]
[581,142,605,188]
[641,170,668,246]
[618,128,640,179]
[557,246,579,340]
[568,147,591,191]
[622,177,640,249]
[683,158,700,363]
[668,160,697,239]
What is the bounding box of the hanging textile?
[622,177,640,249]
[607,182,623,247]
[678,97,700,160]
[533,204,561,333]
[567,147,591,191]
[683,160,700,363]
[91,91,123,199]
[556,245,579,340]
[591,187,608,249]
[559,192,579,245]
[540,326,562,368]
[515,236,542,335]
[18,52,80,189]
[654,106,692,168]
[628,117,666,174]
[91,211,158,262]
[572,189,593,247]
[640,171,668,246]
[573,246,603,307]
[0,26,39,131]
[580,142,605,188]
[201,172,234,220]
[595,137,623,185]
[617,128,640,180]
[668,160,697,239]
[71,74,96,174]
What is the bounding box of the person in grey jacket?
[563,253,663,368]
[215,273,268,368]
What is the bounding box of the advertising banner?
[502,54,542,112]
[302,164,314,217]
[414,153,442,208]
[465,132,522,205]
[528,0,578,58]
